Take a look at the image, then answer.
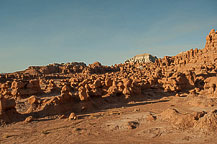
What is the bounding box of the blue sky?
[0,0,217,73]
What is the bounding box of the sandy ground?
[0,93,217,144]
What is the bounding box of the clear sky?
[0,0,217,73]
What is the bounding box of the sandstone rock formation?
[11,79,41,97]
[0,95,21,124]
[0,29,217,128]
[125,53,158,63]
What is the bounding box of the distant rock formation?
[125,53,158,63]
[24,62,87,75]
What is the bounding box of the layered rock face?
[0,29,216,126]
[125,53,158,63]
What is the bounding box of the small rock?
[41,130,50,135]
[146,113,157,121]
[68,112,78,120]
[128,121,139,129]
[133,108,140,112]
[175,93,180,97]
[28,95,38,104]
[24,116,33,123]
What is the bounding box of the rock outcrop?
[125,53,158,63]
[0,95,21,124]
